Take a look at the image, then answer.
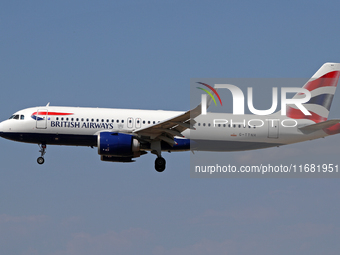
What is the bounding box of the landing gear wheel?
[155,157,166,172]
[37,144,47,165]
[37,157,45,165]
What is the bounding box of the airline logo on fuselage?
[31,111,116,129]
[31,112,74,121]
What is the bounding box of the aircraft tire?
[37,157,45,165]
[155,157,166,172]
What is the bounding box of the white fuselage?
[0,106,329,152]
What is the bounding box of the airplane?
[0,62,340,172]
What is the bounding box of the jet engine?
[97,132,141,160]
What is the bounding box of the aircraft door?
[268,119,279,138]
[135,118,141,129]
[127,117,133,128]
[36,109,48,129]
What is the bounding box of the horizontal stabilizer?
[299,119,340,132]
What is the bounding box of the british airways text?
[50,121,114,129]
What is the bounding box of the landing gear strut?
[37,144,46,165]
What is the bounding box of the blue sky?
[1,1,340,254]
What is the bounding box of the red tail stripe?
[286,107,326,123]
[302,71,340,92]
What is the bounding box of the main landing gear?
[151,140,166,172]
[37,144,46,165]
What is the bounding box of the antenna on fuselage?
[46,102,50,107]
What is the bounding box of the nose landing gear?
[37,144,46,165]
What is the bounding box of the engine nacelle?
[97,132,140,157]
[100,155,135,162]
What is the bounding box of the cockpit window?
[9,114,20,120]
[8,114,24,120]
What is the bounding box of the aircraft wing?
[132,104,201,145]
[132,86,215,145]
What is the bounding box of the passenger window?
[153,121,155,124]
[143,121,145,124]
[122,120,124,123]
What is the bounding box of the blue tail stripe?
[307,94,334,110]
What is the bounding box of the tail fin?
[286,63,340,123]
